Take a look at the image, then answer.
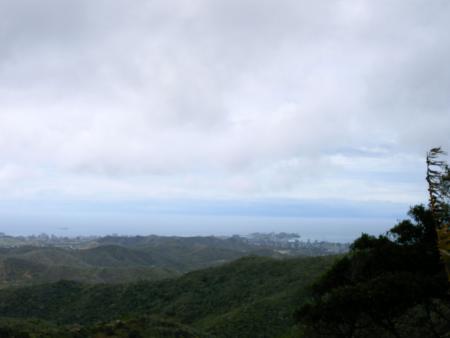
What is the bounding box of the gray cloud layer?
[0,0,449,203]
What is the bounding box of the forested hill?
[0,204,449,337]
[0,233,347,287]
[0,255,337,338]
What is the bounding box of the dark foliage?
[0,316,207,338]
[297,205,450,337]
[0,255,336,337]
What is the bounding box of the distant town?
[0,232,349,255]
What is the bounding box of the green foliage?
[0,236,294,288]
[0,255,336,337]
[426,147,450,281]
[0,255,178,288]
[0,316,207,337]
[297,205,450,338]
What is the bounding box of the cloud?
[0,0,448,204]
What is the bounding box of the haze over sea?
[0,198,407,242]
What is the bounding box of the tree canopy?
[297,205,450,337]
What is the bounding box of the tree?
[296,205,450,337]
[297,149,450,338]
[426,147,450,282]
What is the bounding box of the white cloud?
[0,0,448,204]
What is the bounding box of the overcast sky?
[0,1,449,237]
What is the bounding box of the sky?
[0,1,449,240]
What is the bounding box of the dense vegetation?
[0,233,345,288]
[0,316,206,338]
[294,149,450,337]
[0,245,178,287]
[297,205,450,337]
[1,204,449,337]
[0,239,276,287]
[0,255,336,337]
[1,206,449,337]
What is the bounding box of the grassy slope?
[0,255,337,337]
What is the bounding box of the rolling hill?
[0,236,290,287]
[0,255,337,337]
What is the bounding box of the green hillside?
[95,235,286,271]
[0,245,181,287]
[0,316,209,338]
[0,236,290,287]
[0,257,178,288]
[0,255,336,337]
